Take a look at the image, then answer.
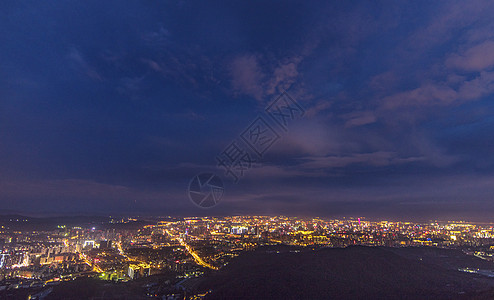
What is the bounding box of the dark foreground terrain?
[198,246,494,300]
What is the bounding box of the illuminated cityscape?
[2,215,494,298]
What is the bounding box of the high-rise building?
[99,240,112,249]
[128,263,150,280]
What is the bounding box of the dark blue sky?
[2,1,494,220]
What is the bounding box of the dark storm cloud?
[1,0,494,220]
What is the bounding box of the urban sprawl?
[2,216,494,298]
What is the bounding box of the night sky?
[2,1,494,220]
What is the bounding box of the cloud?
[230,54,265,101]
[67,48,102,80]
[380,71,494,110]
[368,71,399,93]
[0,179,131,201]
[304,100,332,118]
[142,25,171,45]
[161,110,205,121]
[446,40,494,71]
[230,54,305,102]
[344,111,377,128]
[116,76,146,99]
[405,0,493,54]
[140,58,163,72]
[408,133,459,167]
[266,58,301,95]
[242,164,314,180]
[219,173,494,220]
[269,119,340,157]
[458,71,494,100]
[299,152,422,169]
[380,84,457,109]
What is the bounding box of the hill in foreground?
[198,245,494,300]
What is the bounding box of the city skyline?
[2,214,494,298]
[2,1,494,220]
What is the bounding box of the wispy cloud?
[266,58,302,95]
[344,111,377,128]
[446,40,494,71]
[380,84,457,109]
[299,152,423,169]
[379,72,494,109]
[230,54,265,101]
[67,48,102,80]
[229,54,305,103]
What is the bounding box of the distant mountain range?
[0,214,155,230]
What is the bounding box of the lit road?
[116,241,143,263]
[80,253,103,273]
[165,229,218,270]
[116,241,128,258]
[64,239,103,273]
[177,237,218,270]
